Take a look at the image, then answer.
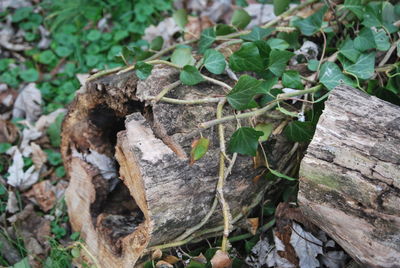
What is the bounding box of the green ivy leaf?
[216,24,236,36]
[372,28,390,51]
[0,143,11,154]
[282,70,303,89]
[344,52,375,80]
[268,49,294,77]
[354,28,376,52]
[342,0,364,19]
[284,121,314,142]
[171,47,195,67]
[228,127,263,156]
[227,75,265,110]
[269,169,297,181]
[319,62,353,90]
[204,49,226,75]
[38,50,57,65]
[231,9,251,29]
[199,27,216,53]
[240,26,274,41]
[229,42,265,72]
[267,38,289,50]
[254,123,273,142]
[55,166,66,178]
[12,7,33,22]
[55,46,73,57]
[307,59,319,71]
[293,6,328,36]
[87,29,101,41]
[173,8,188,29]
[45,150,63,166]
[362,2,398,33]
[19,68,39,82]
[339,38,361,62]
[150,36,164,51]
[180,65,204,85]
[273,0,290,15]
[190,137,210,164]
[135,61,153,80]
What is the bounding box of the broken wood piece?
[62,66,297,267]
[299,85,400,267]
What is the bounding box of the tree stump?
[61,66,296,267]
[299,85,400,267]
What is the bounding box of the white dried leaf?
[290,222,323,268]
[245,238,274,268]
[72,148,117,180]
[20,126,42,157]
[143,18,180,48]
[76,74,90,86]
[6,191,19,213]
[30,142,47,170]
[35,108,66,132]
[12,83,42,122]
[203,0,232,22]
[320,250,347,268]
[291,41,319,65]
[0,0,31,12]
[7,148,39,190]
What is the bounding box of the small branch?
[153,81,181,103]
[155,96,224,105]
[316,29,327,78]
[146,39,197,61]
[200,85,323,129]
[86,66,124,82]
[378,41,398,67]
[202,75,233,91]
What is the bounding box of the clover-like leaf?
[293,6,328,36]
[284,121,315,142]
[229,42,265,72]
[339,38,360,62]
[135,61,153,80]
[150,36,164,51]
[231,9,251,29]
[344,52,375,80]
[282,70,303,89]
[372,28,390,51]
[240,26,274,41]
[254,123,274,142]
[173,8,188,29]
[227,75,265,110]
[268,49,294,77]
[354,28,376,52]
[19,69,39,82]
[180,65,204,85]
[190,137,210,164]
[199,27,216,53]
[342,0,364,19]
[267,38,289,50]
[204,49,226,75]
[228,127,263,156]
[273,0,290,15]
[171,47,195,67]
[319,62,354,90]
[362,2,398,33]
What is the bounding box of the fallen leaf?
[19,126,42,157]
[211,250,232,268]
[35,108,66,132]
[290,222,323,268]
[152,249,163,260]
[72,148,117,180]
[184,16,214,40]
[163,255,180,265]
[192,253,207,264]
[143,18,180,48]
[156,260,173,268]
[320,250,347,268]
[6,191,19,213]
[0,119,19,143]
[12,83,42,122]
[247,217,259,235]
[7,147,39,190]
[76,74,90,86]
[30,142,47,170]
[0,87,18,113]
[25,181,56,212]
[291,41,319,65]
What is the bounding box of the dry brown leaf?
[6,191,19,213]
[12,83,42,122]
[247,217,259,235]
[25,181,56,212]
[0,87,18,113]
[152,249,163,260]
[155,260,173,268]
[192,253,207,264]
[0,119,19,143]
[184,16,214,40]
[30,142,47,170]
[163,255,180,265]
[211,250,232,268]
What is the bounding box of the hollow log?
[298,85,400,267]
[61,66,297,267]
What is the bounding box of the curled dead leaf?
[211,250,232,268]
[163,255,180,265]
[152,249,163,260]
[30,142,47,171]
[0,119,19,143]
[156,260,173,268]
[192,253,207,264]
[247,217,259,235]
[25,180,56,212]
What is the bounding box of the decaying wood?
[299,85,400,267]
[62,66,298,267]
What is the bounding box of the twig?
[154,96,224,105]
[153,81,181,103]
[316,29,327,78]
[202,75,233,91]
[378,41,398,67]
[199,85,323,129]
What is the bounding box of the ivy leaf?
[267,38,289,50]
[135,61,153,80]
[319,62,353,90]
[273,0,290,15]
[307,59,319,71]
[342,0,364,19]
[254,123,273,142]
[229,42,265,72]
[171,47,195,67]
[354,28,376,52]
[231,9,251,29]
[363,2,398,33]
[38,50,57,65]
[87,29,101,41]
[190,137,210,164]
[199,27,216,53]
[216,24,236,36]
[268,49,294,77]
[339,38,360,62]
[372,28,390,51]
[344,52,375,80]
[173,8,188,29]
[240,26,274,41]
[292,6,328,36]
[180,65,204,85]
[284,121,315,142]
[19,69,39,82]
[204,49,226,74]
[228,127,263,156]
[282,70,303,89]
[227,75,265,110]
[150,36,164,51]
[269,169,297,181]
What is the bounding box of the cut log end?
[62,66,297,267]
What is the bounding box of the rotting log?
[61,66,298,267]
[299,85,400,268]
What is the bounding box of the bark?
[62,66,297,267]
[299,85,400,268]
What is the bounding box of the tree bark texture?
[61,66,297,267]
[298,85,400,268]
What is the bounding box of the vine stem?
[154,96,224,105]
[199,85,323,129]
[315,29,327,78]
[153,81,181,103]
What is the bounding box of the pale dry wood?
[62,66,296,267]
[299,85,400,268]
